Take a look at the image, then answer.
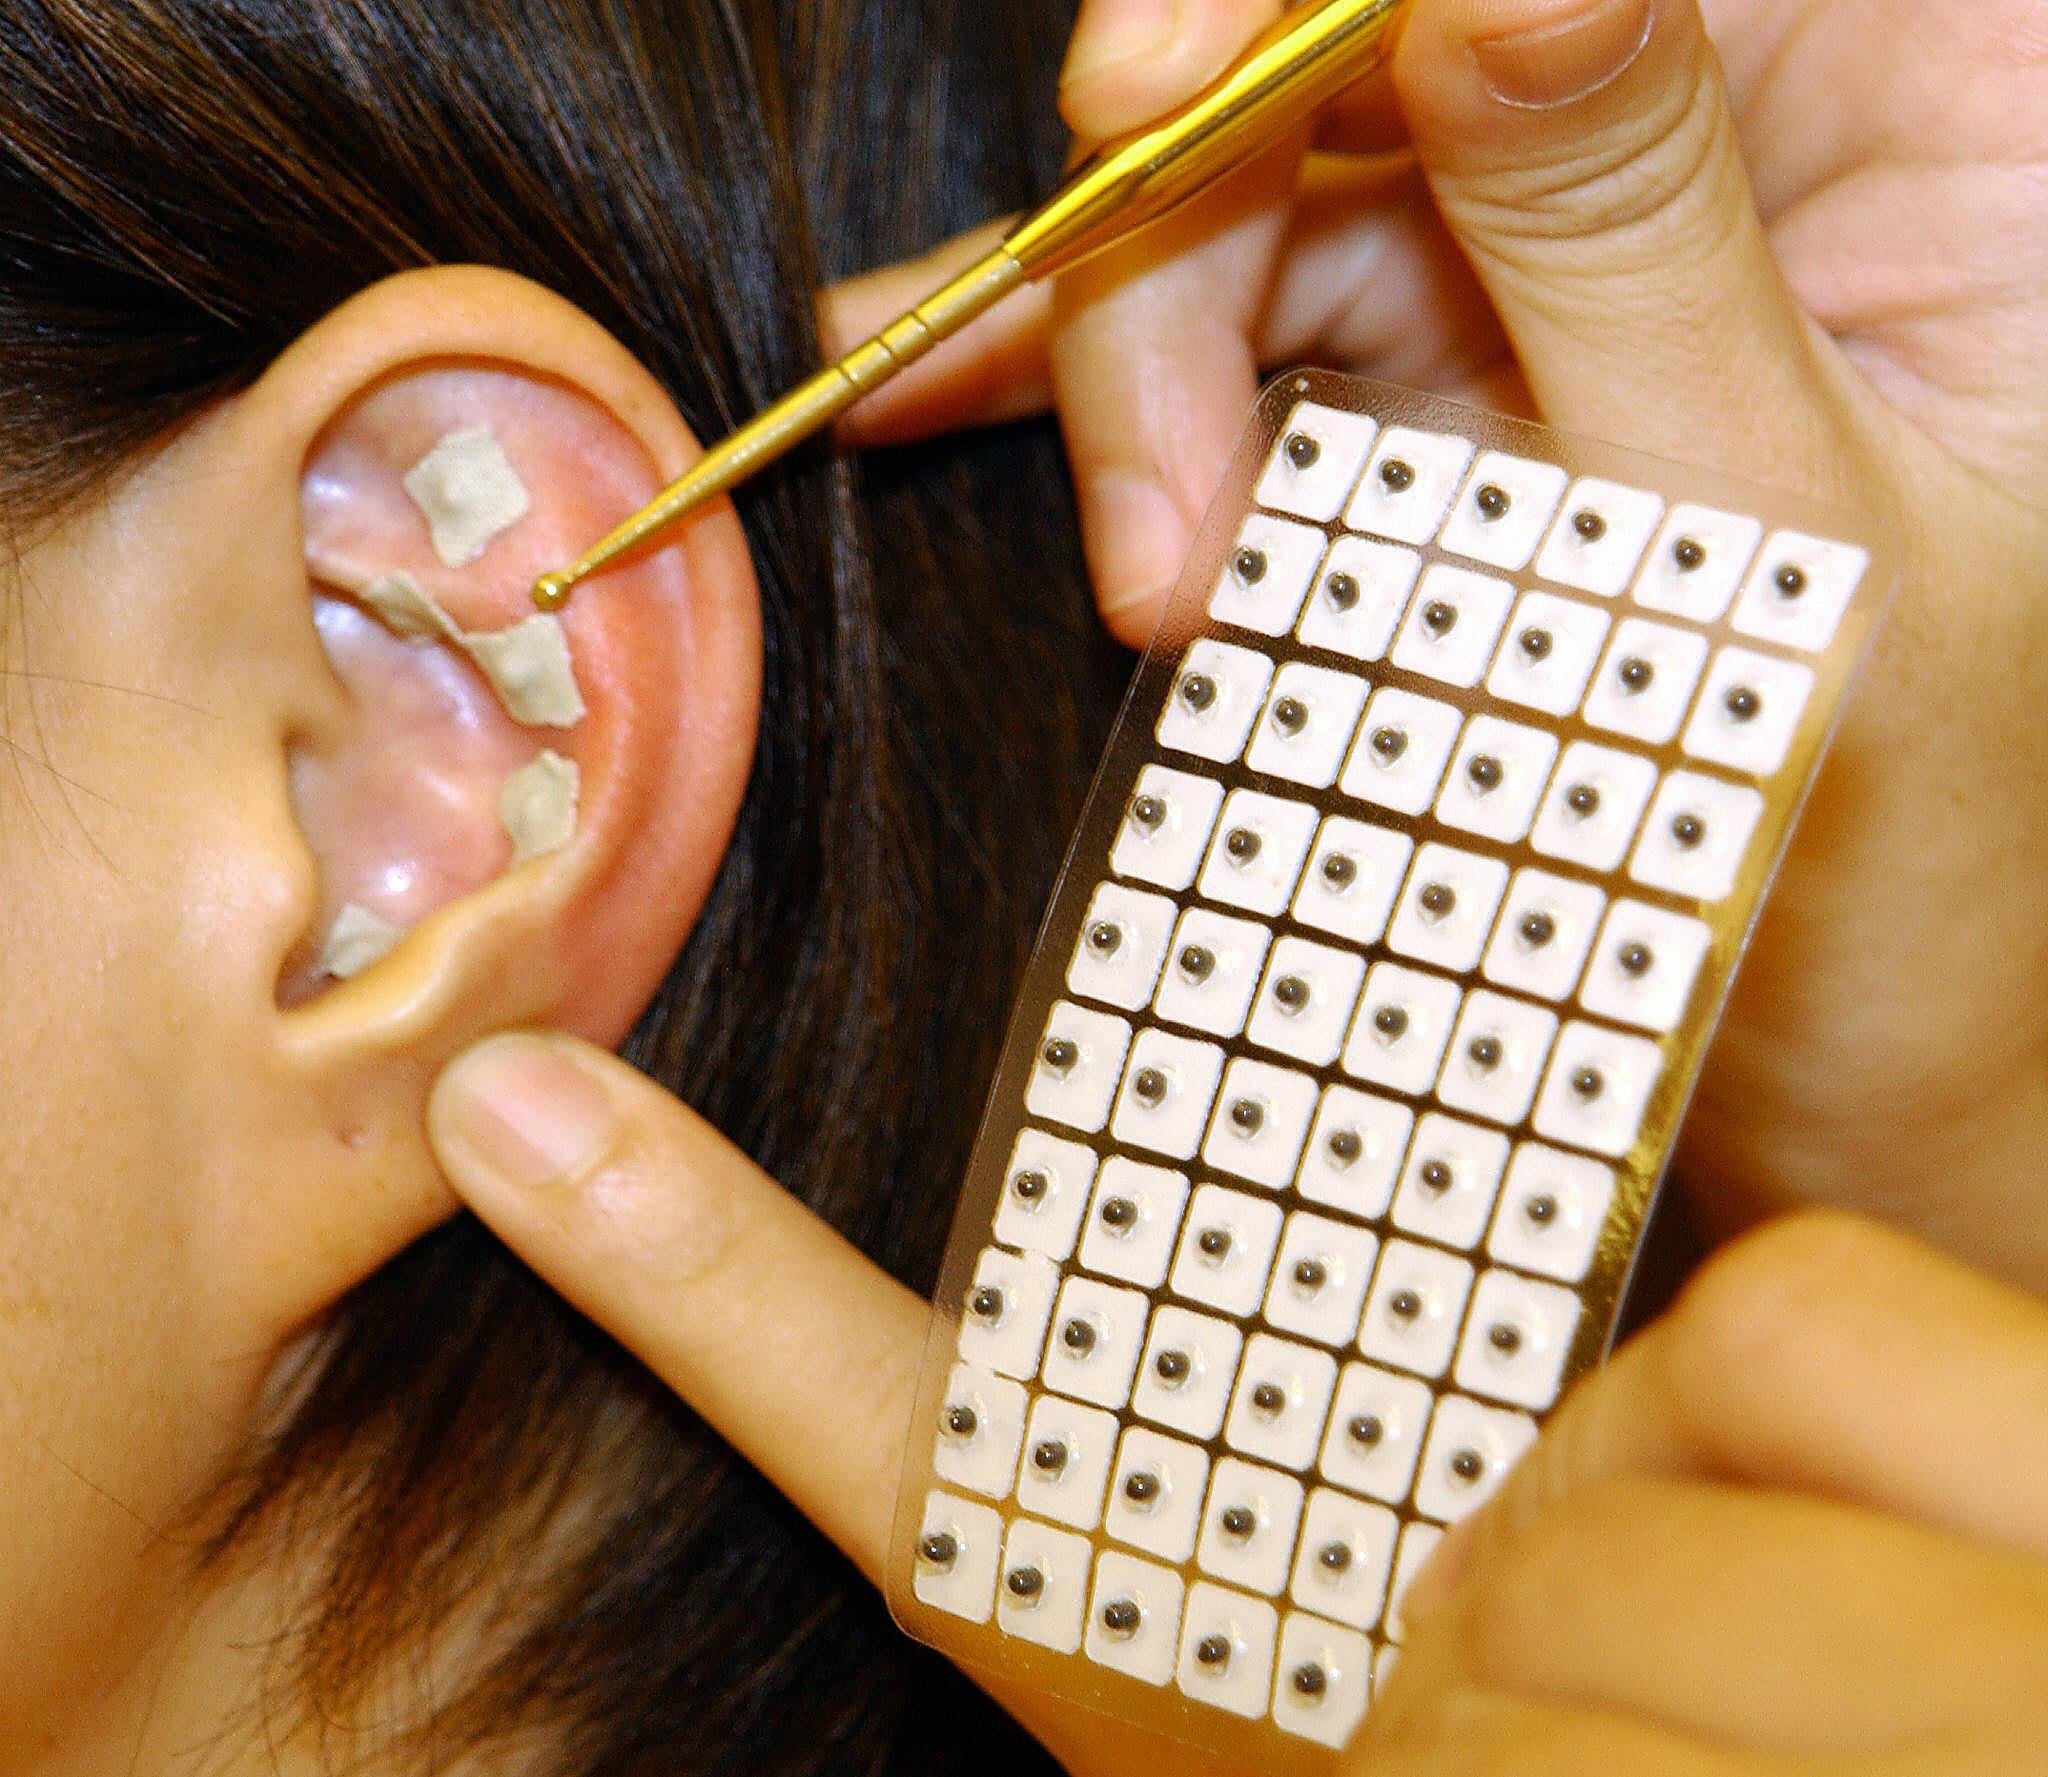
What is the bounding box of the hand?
[421,1035,2048,1772]
[1357,1211,2048,1773]
[823,0,2048,1289]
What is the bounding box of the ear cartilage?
[357,573,585,729]
[314,902,406,980]
[889,373,1891,1769]
[403,427,532,568]
[500,750,580,865]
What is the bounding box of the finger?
[1059,0,1282,141]
[1389,0,1863,489]
[1404,1214,2048,1621]
[818,218,1055,448]
[426,1031,926,1588]
[1403,1476,2048,1754]
[1360,1652,1813,1777]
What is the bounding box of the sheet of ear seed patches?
[888,371,1889,1768]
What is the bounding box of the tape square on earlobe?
[315,902,405,979]
[403,427,531,567]
[501,750,580,865]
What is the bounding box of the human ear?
[198,267,760,1339]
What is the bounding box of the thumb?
[1394,0,1855,489]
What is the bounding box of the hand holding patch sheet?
[317,424,585,979]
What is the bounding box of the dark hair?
[1,3,1119,1770]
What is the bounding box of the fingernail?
[1468,0,1653,110]
[434,1033,616,1192]
[1086,469,1192,618]
[1397,1514,1478,1630]
[1061,0,1180,95]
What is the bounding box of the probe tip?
[532,570,574,613]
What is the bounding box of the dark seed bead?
[1422,599,1458,635]
[1572,508,1606,541]
[1526,1193,1559,1225]
[1293,1257,1328,1290]
[1292,1663,1329,1699]
[1226,825,1261,862]
[1519,625,1554,661]
[1229,1097,1264,1134]
[1251,1382,1286,1416]
[1178,671,1217,711]
[1234,546,1268,584]
[1041,1037,1078,1071]
[1419,882,1456,918]
[919,1532,958,1567]
[1006,1566,1045,1599]
[1566,782,1600,817]
[1087,920,1121,955]
[1195,1634,1233,1668]
[1348,1414,1385,1448]
[1474,482,1510,520]
[1285,432,1322,470]
[1130,793,1166,829]
[1123,1470,1161,1504]
[1370,725,1409,762]
[1011,1168,1048,1203]
[1671,812,1706,849]
[1031,1439,1068,1473]
[1197,1227,1232,1259]
[1099,1196,1137,1230]
[1101,1598,1143,1635]
[1467,753,1504,792]
[1420,1158,1453,1193]
[1618,941,1654,977]
[1390,1288,1423,1320]
[1271,696,1308,735]
[1673,536,1706,571]
[1318,1541,1353,1574]
[1489,1322,1523,1354]
[1379,457,1415,492]
[1062,1318,1097,1354]
[1373,1004,1409,1039]
[944,1405,978,1437]
[1468,1034,1503,1070]
[1725,684,1761,721]
[1320,851,1358,890]
[1775,563,1807,597]
[1617,655,1655,693]
[1221,1505,1257,1537]
[1179,944,1215,981]
[1133,1067,1167,1104]
[970,1286,1004,1321]
[1154,1348,1191,1383]
[1272,974,1310,1012]
[1572,1066,1605,1100]
[1450,1448,1485,1482]
[1520,910,1557,947]
[1326,1127,1363,1165]
[1325,571,1360,611]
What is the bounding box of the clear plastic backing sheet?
[886,368,1892,1770]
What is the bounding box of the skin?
[426,0,2048,1771]
[6,0,2046,1772]
[0,268,763,1774]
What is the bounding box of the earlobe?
[213,268,760,1339]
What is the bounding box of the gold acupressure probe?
[532,0,1408,612]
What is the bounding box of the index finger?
[426,1030,927,1588]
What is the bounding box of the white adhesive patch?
[403,427,531,567]
[501,750,580,864]
[357,573,584,730]
[315,902,405,979]
[463,614,587,728]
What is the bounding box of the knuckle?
[1658,1211,1898,1436]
